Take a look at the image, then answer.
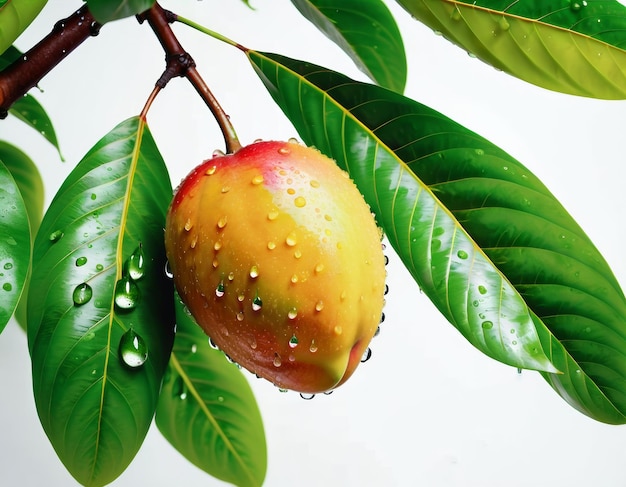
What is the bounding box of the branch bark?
[0,6,101,118]
[140,3,241,153]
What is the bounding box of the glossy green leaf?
[248,51,626,423]
[0,140,43,330]
[291,0,406,92]
[86,0,155,24]
[396,0,626,99]
[0,142,31,334]
[9,96,63,159]
[156,296,267,487]
[0,0,47,55]
[28,117,175,486]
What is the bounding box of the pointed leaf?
[247,51,626,423]
[28,117,175,486]
[396,0,626,99]
[0,141,32,334]
[9,95,63,159]
[86,0,155,24]
[0,0,48,55]
[0,140,44,330]
[291,0,407,92]
[156,295,267,487]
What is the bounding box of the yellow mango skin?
[165,141,385,393]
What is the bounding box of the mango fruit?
[164,140,385,393]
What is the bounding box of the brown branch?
[0,5,101,118]
[139,2,241,153]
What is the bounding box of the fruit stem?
[0,5,101,118]
[139,3,241,153]
[174,15,246,51]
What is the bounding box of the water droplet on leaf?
[127,244,145,280]
[73,283,92,305]
[119,329,148,368]
[114,275,140,310]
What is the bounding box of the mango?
[164,140,386,393]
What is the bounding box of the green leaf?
[0,44,20,67]
[86,0,155,24]
[28,117,175,486]
[156,296,267,487]
[9,95,64,159]
[396,0,626,99]
[0,140,43,330]
[0,142,32,334]
[0,0,48,55]
[247,51,626,424]
[290,0,407,92]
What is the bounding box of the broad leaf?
[28,117,175,486]
[247,51,626,424]
[291,0,407,92]
[86,0,155,24]
[0,142,32,334]
[156,296,267,487]
[396,0,626,99]
[0,0,47,55]
[0,140,43,330]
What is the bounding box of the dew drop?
[278,146,290,155]
[127,244,145,280]
[249,265,259,278]
[288,308,298,320]
[215,280,225,297]
[96,263,104,272]
[361,347,372,363]
[482,321,494,330]
[221,185,231,194]
[314,263,325,273]
[217,216,228,229]
[119,329,148,368]
[3,262,12,270]
[73,283,92,305]
[2,283,11,291]
[238,293,245,302]
[206,165,217,175]
[267,210,279,221]
[252,294,263,311]
[251,174,264,185]
[310,180,320,188]
[478,285,488,295]
[290,274,299,284]
[164,260,174,279]
[498,16,510,30]
[267,241,276,250]
[294,196,306,208]
[334,325,343,335]
[285,232,297,246]
[300,393,315,400]
[175,376,188,400]
[236,311,244,321]
[315,300,324,312]
[49,229,64,242]
[273,353,282,367]
[457,250,468,260]
[309,340,318,353]
[184,218,193,231]
[294,250,302,259]
[228,272,235,281]
[289,335,299,348]
[191,344,197,354]
[114,275,140,309]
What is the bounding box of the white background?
[2,1,626,486]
